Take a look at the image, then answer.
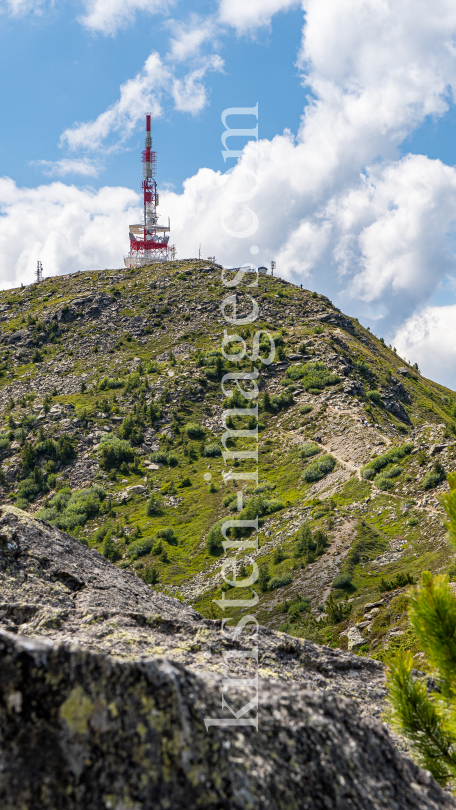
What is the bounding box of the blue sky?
[0,4,305,189]
[2,0,456,387]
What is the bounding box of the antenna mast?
[125,114,175,268]
[36,261,43,283]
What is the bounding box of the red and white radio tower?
[125,114,175,267]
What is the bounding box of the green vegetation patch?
[361,443,413,480]
[37,485,106,530]
[286,361,340,391]
[302,454,336,483]
[300,443,321,459]
[98,434,135,470]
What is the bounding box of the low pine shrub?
[156,526,177,545]
[379,572,415,592]
[361,443,413,479]
[300,442,320,459]
[36,485,106,530]
[332,573,353,590]
[422,461,446,490]
[99,434,135,470]
[269,573,293,590]
[185,422,205,440]
[366,390,382,404]
[302,454,336,483]
[146,493,163,516]
[203,443,222,457]
[126,537,154,558]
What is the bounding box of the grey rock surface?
[0,505,455,809]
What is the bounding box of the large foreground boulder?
[0,505,454,809]
[0,629,454,810]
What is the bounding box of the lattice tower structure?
[125,114,175,268]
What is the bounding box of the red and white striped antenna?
[125,114,175,268]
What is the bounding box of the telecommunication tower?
[36,261,43,283]
[125,114,176,268]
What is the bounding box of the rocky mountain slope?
[1,505,454,809]
[0,258,455,661]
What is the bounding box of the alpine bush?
[361,443,413,479]
[203,443,222,457]
[98,434,135,470]
[37,485,106,530]
[185,422,205,440]
[269,573,293,590]
[126,537,154,558]
[302,454,336,483]
[300,442,320,459]
[156,526,177,545]
[422,461,446,490]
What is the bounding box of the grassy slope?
[1,258,455,662]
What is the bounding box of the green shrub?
[124,372,141,393]
[300,443,320,459]
[258,564,270,592]
[264,390,294,412]
[422,461,446,490]
[185,422,205,440]
[325,593,352,622]
[374,465,402,490]
[269,573,293,590]
[36,485,106,530]
[332,573,353,590]
[285,596,311,620]
[150,451,169,465]
[374,474,395,491]
[156,526,177,545]
[98,434,135,470]
[99,377,123,390]
[0,434,10,453]
[366,390,382,404]
[379,572,415,592]
[102,531,121,562]
[295,524,328,562]
[17,477,41,502]
[32,348,43,363]
[273,545,286,564]
[206,522,224,555]
[302,454,336,483]
[126,537,154,558]
[299,404,313,415]
[285,361,339,391]
[146,493,162,516]
[203,443,222,457]
[142,566,160,585]
[118,414,144,446]
[361,443,413,479]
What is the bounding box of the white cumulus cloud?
[60,52,223,152]
[394,305,456,389]
[32,158,103,177]
[168,15,219,61]
[60,53,169,152]
[79,0,172,36]
[218,0,301,32]
[0,178,140,288]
